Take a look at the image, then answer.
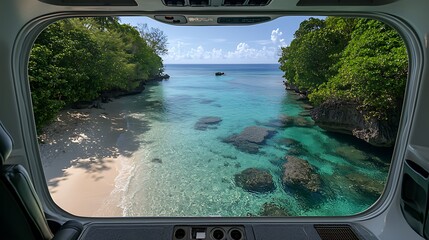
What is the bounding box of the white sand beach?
[39,100,133,217]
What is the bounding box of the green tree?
[29,17,166,129]
[279,17,356,91]
[309,19,408,120]
[29,20,103,127]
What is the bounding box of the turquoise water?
[116,64,392,217]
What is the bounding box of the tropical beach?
[39,100,130,216]
[38,64,392,217]
[30,15,408,218]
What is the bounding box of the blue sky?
[120,16,312,64]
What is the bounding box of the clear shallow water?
[116,64,392,217]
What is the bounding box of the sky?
[120,16,312,64]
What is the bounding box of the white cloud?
[188,45,205,59]
[271,28,287,47]
[164,29,289,63]
[166,41,186,61]
[224,42,277,60]
[208,48,224,59]
[271,28,282,42]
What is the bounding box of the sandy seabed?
[39,100,134,217]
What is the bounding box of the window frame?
[12,11,423,223]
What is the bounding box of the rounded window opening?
[30,16,408,217]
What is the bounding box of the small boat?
[215,72,225,76]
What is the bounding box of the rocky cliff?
[311,100,398,147]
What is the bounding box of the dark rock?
[296,94,308,101]
[234,126,276,144]
[277,138,301,147]
[269,158,282,166]
[282,156,321,192]
[223,126,276,153]
[227,139,260,154]
[259,202,290,217]
[235,168,275,193]
[90,100,103,109]
[311,100,398,147]
[264,119,287,128]
[222,154,237,160]
[283,81,295,91]
[275,115,314,128]
[301,103,314,110]
[346,173,384,197]
[101,96,112,103]
[194,116,222,130]
[199,99,215,104]
[71,101,94,109]
[234,163,241,168]
[299,111,311,117]
[151,158,162,164]
[293,117,314,127]
[288,147,306,156]
[101,79,146,100]
[367,155,391,170]
[152,74,170,81]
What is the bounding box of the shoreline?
[39,99,131,217]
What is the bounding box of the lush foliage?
[279,17,356,91]
[279,17,408,120]
[29,18,166,129]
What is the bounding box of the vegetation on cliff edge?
[29,17,167,130]
[279,17,407,122]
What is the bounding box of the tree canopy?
[279,17,408,121]
[29,18,167,129]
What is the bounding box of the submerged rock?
[277,138,300,147]
[311,100,398,147]
[199,99,215,104]
[288,147,307,156]
[335,145,368,162]
[299,111,311,117]
[301,103,314,110]
[235,168,275,193]
[151,158,162,164]
[276,138,309,157]
[223,126,276,154]
[296,94,308,101]
[282,156,321,192]
[222,154,237,160]
[293,117,315,127]
[234,126,276,144]
[227,139,260,154]
[265,115,314,128]
[345,173,385,198]
[194,116,222,130]
[259,202,290,216]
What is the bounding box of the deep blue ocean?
[115,64,392,217]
